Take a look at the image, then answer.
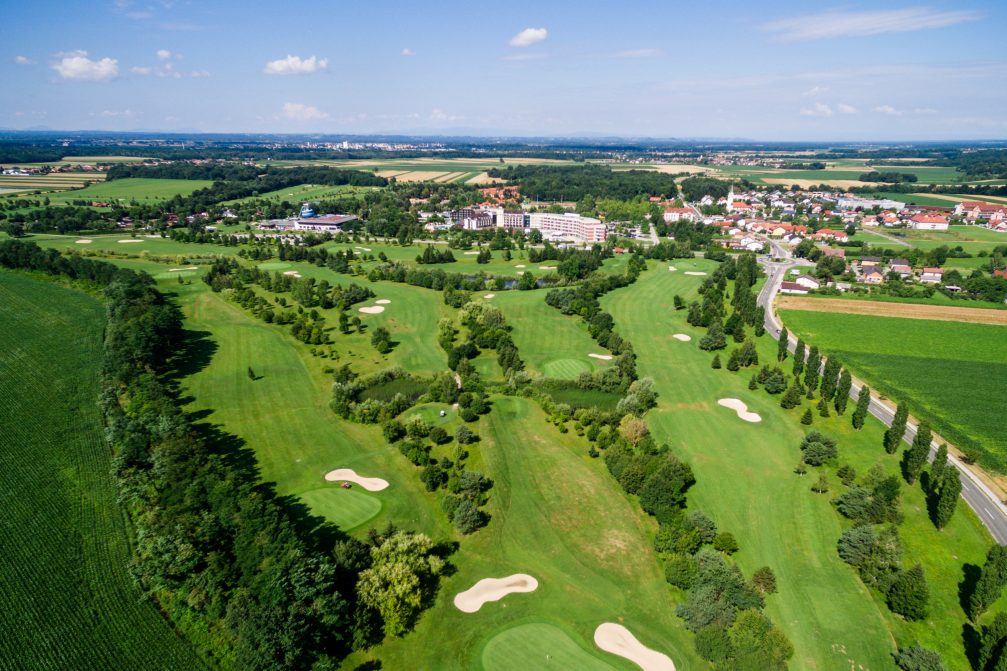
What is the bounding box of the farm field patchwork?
[0,171,107,193]
[777,295,1007,324]
[780,308,1007,470]
[0,271,206,670]
[221,182,378,205]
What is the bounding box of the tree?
[804,345,821,391]
[247,366,256,380]
[820,357,841,402]
[780,381,803,409]
[811,474,829,493]
[792,339,806,377]
[711,353,721,369]
[933,471,961,530]
[673,294,685,310]
[713,532,739,555]
[929,444,949,488]
[777,327,789,361]
[356,532,444,637]
[801,408,813,425]
[894,645,947,671]
[727,349,741,371]
[885,401,909,454]
[817,397,830,417]
[978,612,1007,670]
[902,421,931,484]
[968,546,1007,621]
[698,323,727,351]
[852,386,871,429]
[834,370,852,414]
[451,498,488,534]
[752,567,777,595]
[371,326,392,354]
[887,564,929,620]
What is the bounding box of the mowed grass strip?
[602,263,896,670]
[346,396,703,670]
[780,308,1007,468]
[0,271,206,670]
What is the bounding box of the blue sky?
[2,0,1005,140]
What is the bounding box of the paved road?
[757,242,1007,544]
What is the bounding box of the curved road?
[757,240,1007,544]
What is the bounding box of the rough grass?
[482,622,619,670]
[536,380,623,411]
[344,396,703,670]
[0,271,206,670]
[359,377,429,403]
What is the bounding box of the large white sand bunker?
[594,623,676,671]
[667,265,676,271]
[463,250,480,255]
[589,353,613,360]
[355,246,372,252]
[169,266,198,272]
[359,306,385,314]
[453,574,539,613]
[118,239,143,244]
[539,265,557,270]
[75,239,92,244]
[282,270,302,278]
[483,293,495,299]
[672,333,691,342]
[515,264,526,268]
[375,299,391,305]
[684,271,707,276]
[718,398,762,423]
[324,468,389,491]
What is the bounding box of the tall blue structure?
[299,202,317,218]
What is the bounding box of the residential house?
[795,274,821,290]
[663,207,696,223]
[780,281,809,295]
[888,258,912,278]
[908,213,949,231]
[919,267,944,284]
[822,247,846,258]
[862,270,885,284]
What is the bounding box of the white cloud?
[761,7,981,42]
[156,49,172,60]
[15,55,33,65]
[264,54,328,75]
[913,107,937,115]
[190,70,210,78]
[52,51,119,81]
[799,102,833,117]
[837,103,858,114]
[802,86,828,97]
[401,48,415,57]
[873,104,902,116]
[612,48,662,59]
[130,66,152,75]
[509,27,548,47]
[282,102,328,121]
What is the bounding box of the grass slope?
[0,271,206,670]
[780,309,1007,468]
[45,178,214,204]
[347,397,703,670]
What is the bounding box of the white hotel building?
[529,212,607,243]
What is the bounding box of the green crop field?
[0,271,206,670]
[346,396,703,670]
[221,182,377,205]
[602,263,1002,668]
[43,177,214,204]
[780,309,1007,470]
[865,191,962,207]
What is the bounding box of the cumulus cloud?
[282,102,328,121]
[873,104,902,116]
[156,49,172,60]
[837,103,859,114]
[509,27,548,47]
[761,7,981,42]
[401,48,415,57]
[264,55,328,75]
[800,102,833,117]
[15,55,33,65]
[52,51,119,81]
[130,66,152,75]
[803,86,828,97]
[913,107,937,115]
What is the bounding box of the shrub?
[665,553,699,589]
[713,532,739,555]
[895,645,947,671]
[888,564,929,620]
[752,567,777,595]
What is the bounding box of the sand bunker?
[168,266,198,272]
[668,265,676,271]
[75,239,92,244]
[118,239,143,244]
[483,293,495,299]
[463,250,480,255]
[359,306,385,314]
[324,468,389,491]
[355,246,372,252]
[282,270,302,278]
[589,353,613,361]
[672,334,691,342]
[375,299,391,305]
[594,623,676,671]
[453,574,539,613]
[515,264,526,268]
[717,398,762,423]
[684,271,707,276]
[539,265,557,270]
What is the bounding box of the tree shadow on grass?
[960,562,982,615]
[963,622,982,670]
[164,328,218,388]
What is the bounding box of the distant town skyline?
[2,1,1005,140]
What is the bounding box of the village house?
[955,201,1006,222]
[908,213,950,231]
[919,267,944,284]
[888,259,912,278]
[795,274,821,290]
[862,269,885,284]
[780,281,809,295]
[663,207,696,223]
[822,247,846,258]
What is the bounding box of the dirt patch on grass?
[778,296,1007,325]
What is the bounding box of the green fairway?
[20,232,243,256]
[0,271,206,670]
[482,623,619,670]
[345,396,703,670]
[780,309,1007,469]
[175,280,451,538]
[44,177,213,204]
[492,290,612,379]
[221,182,377,205]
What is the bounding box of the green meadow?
[44,177,213,204]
